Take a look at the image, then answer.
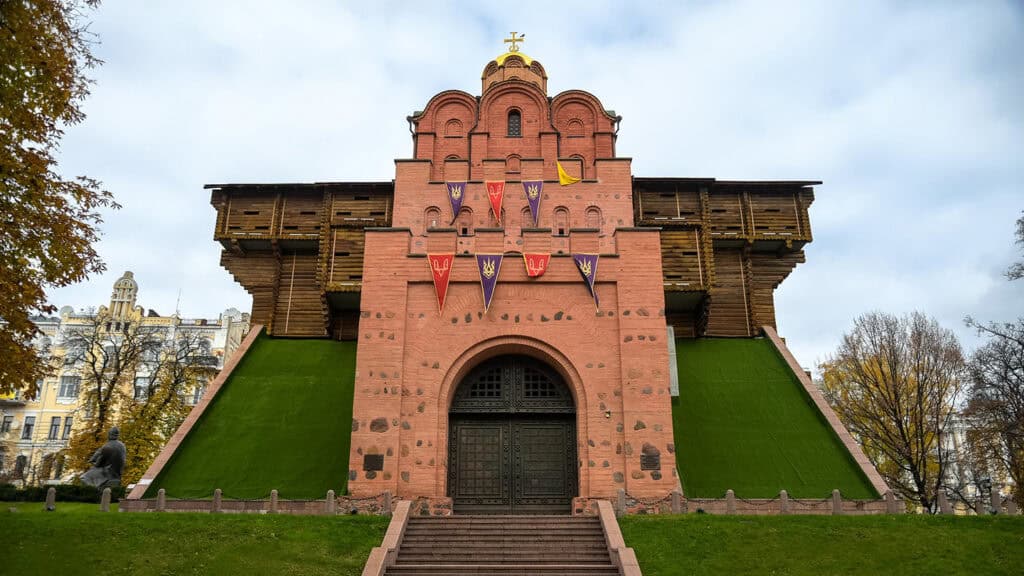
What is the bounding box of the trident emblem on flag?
[481,258,497,279]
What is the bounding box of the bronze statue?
[79,427,126,488]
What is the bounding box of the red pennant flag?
[486,181,505,224]
[427,254,454,313]
[523,253,551,278]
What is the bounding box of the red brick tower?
[347,42,678,512]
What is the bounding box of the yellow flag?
[557,162,581,186]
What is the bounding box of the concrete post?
[212,488,222,513]
[975,496,986,515]
[1006,497,1019,515]
[383,490,392,516]
[616,489,626,517]
[991,491,1003,515]
[671,490,682,514]
[325,490,336,515]
[156,488,166,512]
[725,490,736,515]
[45,487,56,512]
[937,491,951,515]
[100,488,111,512]
[886,490,900,514]
[269,489,278,514]
[779,490,789,515]
[831,490,842,515]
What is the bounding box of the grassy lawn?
[2,503,387,576]
[621,514,1024,576]
[673,338,877,499]
[145,335,357,499]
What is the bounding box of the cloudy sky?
[51,0,1023,367]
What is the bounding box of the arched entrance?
[448,355,577,514]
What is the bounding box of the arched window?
[506,154,521,173]
[566,119,584,137]
[444,119,463,137]
[553,207,570,237]
[507,110,522,137]
[424,207,441,230]
[585,206,602,229]
[521,206,535,228]
[457,208,474,237]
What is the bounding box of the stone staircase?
[383,515,622,575]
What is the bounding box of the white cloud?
[48,1,1024,365]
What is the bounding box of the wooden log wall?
[273,253,328,337]
[748,251,806,330]
[704,248,753,337]
[220,251,281,332]
[659,229,706,290]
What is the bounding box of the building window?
[1,415,12,433]
[191,384,206,405]
[457,208,474,237]
[15,455,27,477]
[444,118,463,137]
[554,208,570,236]
[62,417,73,439]
[22,416,35,439]
[507,110,522,137]
[58,375,80,399]
[48,417,61,440]
[505,155,521,173]
[585,206,602,229]
[134,377,149,401]
[424,207,441,230]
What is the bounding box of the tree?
[118,330,218,485]
[1008,212,1024,280]
[820,311,966,512]
[964,317,1024,509]
[61,311,163,473]
[0,0,118,398]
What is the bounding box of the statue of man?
[79,427,127,488]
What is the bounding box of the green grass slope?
[145,335,356,499]
[673,338,877,499]
[4,505,387,576]
[621,515,1024,576]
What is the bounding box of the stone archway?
[447,354,577,515]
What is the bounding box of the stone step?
[403,528,604,536]
[395,554,613,563]
[400,537,607,546]
[385,564,620,575]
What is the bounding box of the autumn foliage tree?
[821,311,966,512]
[0,0,118,397]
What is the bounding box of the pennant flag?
[427,254,454,313]
[557,162,581,186]
[476,254,504,313]
[523,253,551,278]
[446,181,466,223]
[523,180,543,226]
[486,181,505,224]
[573,253,600,310]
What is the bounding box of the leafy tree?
[821,311,966,512]
[1008,212,1024,280]
[964,317,1024,509]
[0,0,118,398]
[118,330,218,485]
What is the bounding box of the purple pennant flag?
[476,254,504,313]
[446,182,466,224]
[573,253,600,311]
[522,181,543,226]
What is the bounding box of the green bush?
[0,483,125,502]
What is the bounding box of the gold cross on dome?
[504,32,525,53]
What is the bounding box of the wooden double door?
[448,356,577,515]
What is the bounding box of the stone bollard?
[212,489,222,513]
[156,488,166,512]
[325,490,336,515]
[831,490,842,515]
[975,496,986,515]
[269,489,278,514]
[383,490,392,516]
[45,487,56,512]
[100,488,111,512]
[671,490,682,514]
[616,488,626,517]
[886,490,900,514]
[1006,497,1019,516]
[725,490,736,515]
[991,491,1002,515]
[937,491,951,515]
[779,490,789,515]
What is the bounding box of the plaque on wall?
[363,454,384,471]
[640,453,661,471]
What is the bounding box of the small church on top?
[183,34,878,514]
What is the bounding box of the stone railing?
[575,488,901,516]
[119,490,455,516]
